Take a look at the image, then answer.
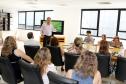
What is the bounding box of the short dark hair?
[27,32,33,39]
[86,31,91,34]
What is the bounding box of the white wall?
[8,7,82,44]
[51,7,81,43]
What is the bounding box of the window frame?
[80,8,126,40]
[18,10,53,31]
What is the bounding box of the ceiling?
[0,0,126,9]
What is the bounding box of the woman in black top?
[1,36,34,82]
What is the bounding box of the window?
[82,11,98,28]
[99,10,118,37]
[35,12,44,25]
[45,11,54,19]
[81,10,98,36]
[119,11,126,31]
[18,10,53,30]
[81,9,126,40]
[18,12,25,29]
[34,12,44,30]
[26,12,34,30]
[118,32,126,38]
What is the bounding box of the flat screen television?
[41,20,64,35]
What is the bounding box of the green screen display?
[51,20,62,32]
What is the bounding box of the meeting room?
[0,0,126,84]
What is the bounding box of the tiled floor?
[102,77,125,84]
[101,72,125,84]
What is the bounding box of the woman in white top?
[34,47,57,84]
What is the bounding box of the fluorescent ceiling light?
[98,2,112,4]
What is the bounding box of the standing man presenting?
[40,17,56,47]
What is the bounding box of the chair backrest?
[46,46,64,66]
[64,52,80,72]
[24,45,40,59]
[47,71,78,84]
[18,60,43,84]
[96,53,111,77]
[115,57,126,82]
[0,57,17,84]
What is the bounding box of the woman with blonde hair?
[68,37,84,54]
[1,36,34,82]
[34,47,56,84]
[66,50,101,84]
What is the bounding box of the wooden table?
[40,36,65,47]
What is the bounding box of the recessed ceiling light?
[98,2,112,4]
[59,3,67,6]
[27,2,37,5]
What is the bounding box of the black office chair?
[18,60,43,84]
[46,46,64,66]
[24,45,40,59]
[47,71,78,84]
[64,52,79,72]
[96,53,111,77]
[0,57,17,84]
[115,57,126,82]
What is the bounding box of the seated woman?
[110,36,123,48]
[66,50,101,84]
[68,37,85,54]
[98,34,107,45]
[49,36,64,56]
[110,36,126,57]
[98,40,111,56]
[50,36,64,71]
[34,47,57,84]
[101,34,107,41]
[1,36,34,82]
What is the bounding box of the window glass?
[119,11,126,31]
[26,12,34,29]
[18,10,53,30]
[99,10,118,37]
[81,9,126,40]
[19,12,25,24]
[82,11,98,28]
[26,12,34,26]
[18,25,25,29]
[118,32,126,39]
[35,12,44,25]
[45,11,54,20]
